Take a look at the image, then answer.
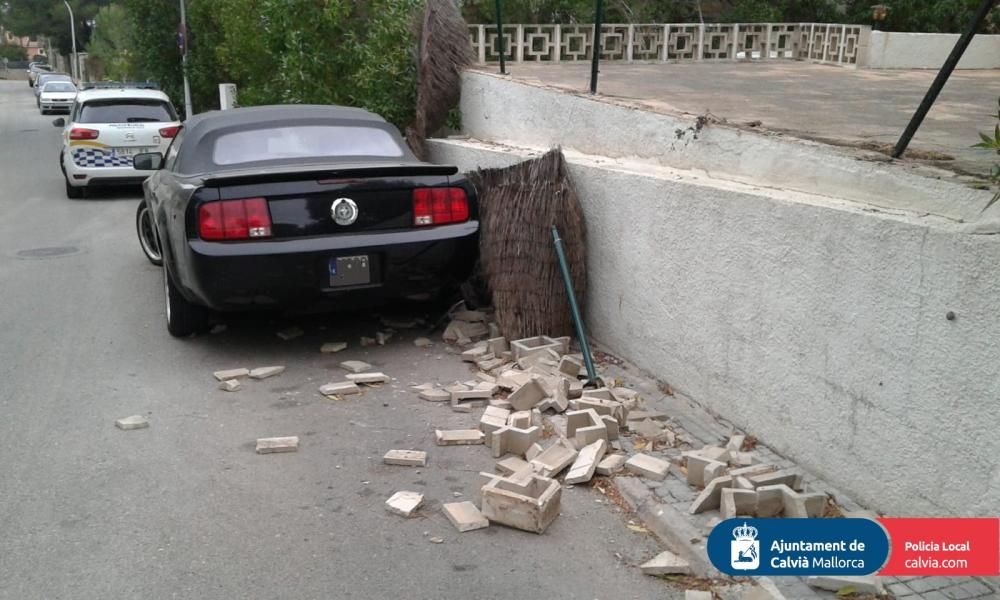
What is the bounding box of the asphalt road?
[0,80,676,600]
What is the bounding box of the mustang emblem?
[331,198,359,226]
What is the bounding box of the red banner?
[879,518,999,576]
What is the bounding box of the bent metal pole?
[892,0,997,159]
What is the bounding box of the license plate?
[112,147,151,158]
[329,255,371,287]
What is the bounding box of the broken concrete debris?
[256,436,299,454]
[507,378,546,411]
[435,429,485,446]
[566,408,609,449]
[319,381,361,397]
[219,379,241,392]
[383,449,428,467]
[115,415,149,430]
[480,473,562,534]
[595,453,627,476]
[529,439,578,477]
[320,341,348,353]
[491,425,540,458]
[339,360,372,374]
[442,501,489,532]
[565,438,608,484]
[479,406,511,445]
[496,455,531,476]
[419,388,451,402]
[345,372,390,385]
[213,368,249,381]
[249,365,285,380]
[625,453,671,481]
[385,491,424,517]
[640,550,692,576]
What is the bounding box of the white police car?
[55,88,181,198]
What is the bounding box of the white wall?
[864,31,1000,69]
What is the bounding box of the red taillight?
[159,126,180,138]
[69,127,99,140]
[198,198,272,241]
[412,187,469,226]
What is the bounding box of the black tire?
[65,178,83,199]
[164,266,209,337]
[136,201,163,266]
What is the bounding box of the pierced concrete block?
[487,337,509,356]
[566,408,608,449]
[510,336,563,360]
[383,449,427,466]
[480,473,561,534]
[256,436,298,453]
[687,455,727,487]
[601,415,620,440]
[575,397,627,426]
[435,429,485,446]
[508,410,533,429]
[385,491,423,517]
[249,366,285,380]
[213,368,249,381]
[480,405,511,446]
[319,381,361,396]
[783,490,827,518]
[640,550,691,575]
[491,425,540,458]
[339,360,372,373]
[529,439,579,477]
[507,378,547,411]
[565,439,608,484]
[442,501,489,532]
[625,453,671,481]
[115,415,149,430]
[346,372,389,384]
[595,453,627,476]
[451,387,492,410]
[496,455,531,476]
[525,442,544,461]
[755,484,789,517]
[689,476,734,514]
[749,469,803,491]
[721,488,757,520]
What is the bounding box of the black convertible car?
[134,105,479,337]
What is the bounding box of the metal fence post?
[494,0,506,74]
[589,0,604,94]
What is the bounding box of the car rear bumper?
[65,163,154,187]
[41,102,72,112]
[176,222,480,311]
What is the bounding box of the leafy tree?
[0,43,28,61]
[0,0,109,56]
[85,3,132,79]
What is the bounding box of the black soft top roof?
[176,104,417,175]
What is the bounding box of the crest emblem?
[331,198,359,226]
[730,523,760,571]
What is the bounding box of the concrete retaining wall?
[431,73,1000,517]
[864,31,1000,69]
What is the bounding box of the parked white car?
[38,81,78,114]
[55,88,181,198]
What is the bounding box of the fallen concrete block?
[601,415,620,441]
[580,387,614,401]
[689,476,734,514]
[558,355,581,377]
[256,436,298,453]
[568,380,584,399]
[480,473,561,534]
[346,372,389,384]
[497,370,533,390]
[806,575,884,595]
[339,360,372,374]
[687,455,727,487]
[461,345,490,362]
[455,320,490,338]
[488,322,501,338]
[376,331,392,345]
[625,453,671,481]
[525,442,544,461]
[595,453,627,476]
[566,408,608,449]
[684,592,712,600]
[385,491,423,517]
[418,388,451,402]
[487,336,509,356]
[451,387,492,408]
[733,476,756,490]
[564,439,608,484]
[452,309,487,322]
[383,449,427,467]
[730,463,777,478]
[490,398,513,410]
[726,434,746,452]
[213,368,249,381]
[755,484,789,517]
[219,379,241,392]
[413,337,432,347]
[732,451,755,466]
[574,397,627,426]
[610,386,640,405]
[749,469,803,491]
[320,342,348,353]
[360,335,377,347]
[529,439,579,477]
[480,405,511,445]
[695,446,730,463]
[491,425,540,458]
[634,418,670,442]
[507,410,533,429]
[640,550,691,576]
[319,381,361,396]
[442,501,489,532]
[115,415,149,430]
[783,489,827,518]
[477,357,506,372]
[508,378,547,411]
[496,455,531,476]
[704,460,728,483]
[445,382,469,394]
[276,326,303,341]
[721,488,757,520]
[510,336,563,360]
[436,429,485,446]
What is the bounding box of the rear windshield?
[212,125,404,165]
[43,82,76,93]
[78,99,177,124]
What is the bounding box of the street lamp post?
[62,0,77,81]
[178,0,193,119]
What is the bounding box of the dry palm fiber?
[467,149,586,340]
[406,0,473,159]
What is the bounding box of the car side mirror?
[52,117,65,127]
[134,152,164,171]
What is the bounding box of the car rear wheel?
[136,201,163,266]
[164,266,209,337]
[65,178,83,199]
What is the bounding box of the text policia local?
[769,539,868,569]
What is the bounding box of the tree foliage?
[84,3,131,79]
[0,0,109,55]
[0,42,28,61]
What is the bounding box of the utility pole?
[62,0,77,81]
[178,0,193,119]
